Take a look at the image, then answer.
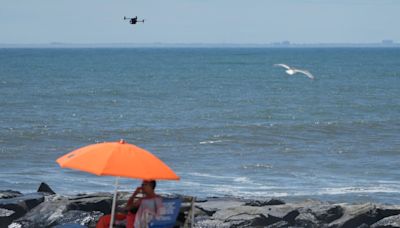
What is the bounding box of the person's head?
[141,180,156,195]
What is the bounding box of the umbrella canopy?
[56,139,180,180]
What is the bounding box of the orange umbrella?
[56,139,179,228]
[57,139,179,180]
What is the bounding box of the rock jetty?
[194,197,400,227]
[1,183,400,227]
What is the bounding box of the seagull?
[273,64,315,80]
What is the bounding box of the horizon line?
[1,41,399,48]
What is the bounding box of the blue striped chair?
[148,197,182,228]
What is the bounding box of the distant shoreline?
[1,42,400,48]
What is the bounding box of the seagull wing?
[294,69,315,80]
[273,64,291,70]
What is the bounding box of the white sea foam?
[176,181,400,199]
[233,177,253,184]
[187,172,235,179]
[242,163,273,169]
[187,173,255,185]
[318,186,400,195]
[199,140,225,144]
[377,180,400,184]
[176,181,203,187]
[211,187,290,198]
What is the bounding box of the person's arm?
[125,187,142,211]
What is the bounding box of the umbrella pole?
[109,177,119,228]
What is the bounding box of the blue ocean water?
[0,48,399,204]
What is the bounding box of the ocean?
[0,47,399,204]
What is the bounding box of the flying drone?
[124,16,145,25]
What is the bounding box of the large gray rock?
[10,193,112,227]
[10,195,69,227]
[295,201,344,227]
[295,211,320,228]
[244,198,285,207]
[195,200,257,227]
[56,210,103,227]
[9,209,101,228]
[329,203,400,228]
[0,192,45,227]
[0,190,22,200]
[371,214,400,227]
[266,220,290,228]
[196,197,245,216]
[196,201,300,227]
[328,203,376,227]
[66,193,112,214]
[37,182,56,195]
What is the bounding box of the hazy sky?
[1,0,399,44]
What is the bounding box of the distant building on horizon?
[272,41,291,46]
[382,40,394,44]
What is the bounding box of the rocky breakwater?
[2,183,400,227]
[1,183,111,227]
[194,197,400,227]
[1,183,192,227]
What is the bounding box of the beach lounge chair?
[148,197,182,228]
[182,196,195,228]
[114,197,182,228]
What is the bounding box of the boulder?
[10,194,69,227]
[198,202,300,227]
[195,219,231,228]
[0,190,22,199]
[66,192,112,214]
[266,220,290,228]
[0,208,15,217]
[329,203,400,228]
[37,182,56,195]
[295,202,344,226]
[195,197,244,216]
[257,204,299,222]
[244,198,285,207]
[0,192,45,227]
[295,211,320,227]
[371,214,400,228]
[195,204,267,227]
[9,193,110,227]
[313,204,343,223]
[55,210,103,227]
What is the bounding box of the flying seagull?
[273,64,315,80]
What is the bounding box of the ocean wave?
[199,140,225,144]
[186,172,242,180]
[241,163,273,170]
[233,177,253,184]
[210,188,290,198]
[200,186,400,200]
[318,186,400,195]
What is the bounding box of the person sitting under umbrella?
[96,180,163,228]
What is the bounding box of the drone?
[124,16,145,25]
